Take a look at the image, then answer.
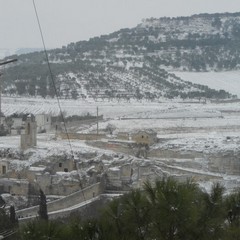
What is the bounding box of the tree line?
[2,178,240,239]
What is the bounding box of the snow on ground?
[0,133,117,171]
[2,96,165,118]
[2,96,240,158]
[3,95,240,120]
[2,93,240,192]
[173,71,240,97]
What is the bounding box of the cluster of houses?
[0,113,51,136]
[0,111,160,208]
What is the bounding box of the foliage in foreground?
[14,178,240,239]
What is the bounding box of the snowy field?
[2,95,240,136]
[174,71,240,97]
[2,95,240,118]
[3,95,240,163]
[2,97,165,118]
[2,87,240,193]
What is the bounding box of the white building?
[35,114,51,133]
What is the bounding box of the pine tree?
[9,205,18,226]
[38,189,48,221]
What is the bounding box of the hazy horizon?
[1,0,240,53]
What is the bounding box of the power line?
[32,0,74,156]
[32,0,86,198]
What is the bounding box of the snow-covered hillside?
[4,12,240,100]
[174,71,240,97]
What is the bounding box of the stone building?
[0,178,29,196]
[21,114,37,150]
[106,164,133,190]
[0,160,9,175]
[11,117,23,129]
[35,114,51,133]
[49,157,76,174]
[131,129,157,158]
[131,129,158,146]
[27,166,46,182]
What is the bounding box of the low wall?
[18,194,120,224]
[87,141,135,155]
[59,133,106,140]
[17,182,103,220]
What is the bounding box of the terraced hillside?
[2,12,240,100]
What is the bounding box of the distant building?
[35,114,51,133]
[21,114,37,150]
[11,117,23,129]
[0,160,9,175]
[131,129,157,146]
[0,178,29,196]
[131,129,158,158]
[51,158,75,174]
[11,117,24,135]
[9,113,51,135]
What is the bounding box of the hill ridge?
[3,11,240,100]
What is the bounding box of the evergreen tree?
[9,205,18,227]
[38,189,48,221]
[0,208,12,232]
[20,220,62,240]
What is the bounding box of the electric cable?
[32,0,86,199]
[32,0,74,156]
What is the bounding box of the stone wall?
[88,141,135,155]
[117,132,129,140]
[17,182,104,220]
[59,133,106,141]
[37,175,83,196]
[0,178,29,196]
[18,194,118,224]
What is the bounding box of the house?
[11,117,23,129]
[11,117,24,135]
[53,160,75,173]
[35,114,51,133]
[7,113,51,135]
[46,156,76,174]
[131,129,158,146]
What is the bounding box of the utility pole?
[97,106,99,136]
[0,59,17,124]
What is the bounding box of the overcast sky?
[1,0,240,50]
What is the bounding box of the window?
[2,166,6,174]
[27,123,30,135]
[59,163,62,167]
